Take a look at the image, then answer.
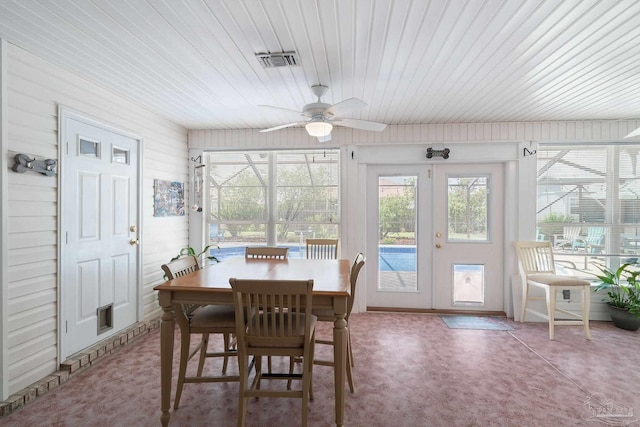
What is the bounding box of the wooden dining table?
[154,256,352,426]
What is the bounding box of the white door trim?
[0,38,9,400]
[57,106,143,362]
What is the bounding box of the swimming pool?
[211,245,417,272]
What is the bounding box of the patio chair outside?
[572,226,605,253]
[553,226,582,250]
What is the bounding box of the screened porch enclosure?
[536,145,640,275]
[204,150,340,259]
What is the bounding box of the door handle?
[435,243,442,248]
[129,239,140,246]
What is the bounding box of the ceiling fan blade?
[334,117,387,132]
[625,127,640,138]
[317,134,332,143]
[324,98,367,117]
[260,122,305,132]
[258,105,305,116]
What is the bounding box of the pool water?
[211,245,417,272]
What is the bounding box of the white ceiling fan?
[626,126,640,138]
[259,84,386,142]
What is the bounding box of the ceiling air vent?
[255,51,300,68]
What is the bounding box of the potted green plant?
[171,245,219,266]
[163,245,219,279]
[592,262,640,331]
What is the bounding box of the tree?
[215,169,266,237]
[276,164,337,239]
[448,178,487,238]
[379,178,415,239]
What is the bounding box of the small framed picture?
[153,179,185,217]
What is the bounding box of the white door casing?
[59,109,141,360]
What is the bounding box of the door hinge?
[65,321,68,333]
[66,231,68,244]
[428,169,432,179]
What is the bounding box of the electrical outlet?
[562,289,571,300]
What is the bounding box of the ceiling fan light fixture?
[305,120,333,137]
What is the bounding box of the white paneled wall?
[2,42,188,397]
[189,120,640,148]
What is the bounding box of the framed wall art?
[153,179,185,217]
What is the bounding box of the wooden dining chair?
[161,256,239,410]
[514,241,591,340]
[306,238,339,259]
[311,252,365,393]
[245,246,289,259]
[230,278,316,427]
[244,246,289,372]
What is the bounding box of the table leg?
[333,308,347,427]
[159,296,175,427]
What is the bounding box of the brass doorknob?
[435,243,442,248]
[129,239,140,245]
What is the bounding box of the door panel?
[61,116,139,359]
[366,166,432,309]
[433,163,504,311]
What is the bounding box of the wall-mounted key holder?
[12,153,57,176]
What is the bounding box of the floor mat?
[440,315,514,331]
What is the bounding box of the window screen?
[205,150,340,259]
[536,144,640,271]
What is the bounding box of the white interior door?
[432,163,504,311]
[61,113,140,359]
[365,162,505,312]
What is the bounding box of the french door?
[366,163,504,312]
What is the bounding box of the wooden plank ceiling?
[0,0,639,131]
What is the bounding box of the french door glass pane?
[378,175,417,292]
[447,176,488,241]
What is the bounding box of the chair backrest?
[306,238,339,259]
[161,255,201,318]
[161,255,200,280]
[513,241,556,277]
[585,227,605,244]
[245,246,289,259]
[563,226,582,239]
[229,278,314,350]
[347,253,365,318]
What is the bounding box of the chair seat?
[191,305,237,328]
[528,274,590,287]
